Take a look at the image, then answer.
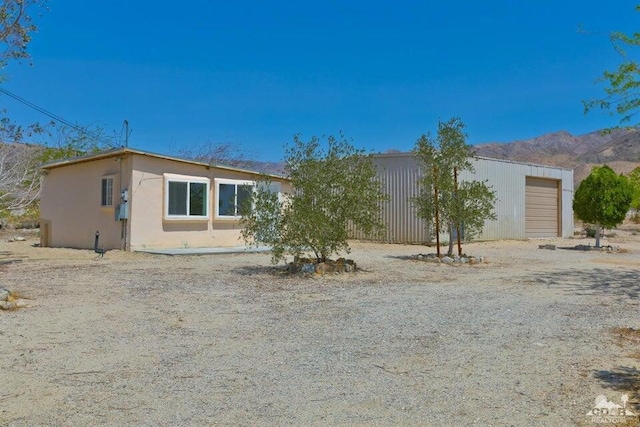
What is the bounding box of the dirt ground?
[1,228,639,426]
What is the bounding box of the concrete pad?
[134,246,272,256]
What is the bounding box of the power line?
[0,87,115,145]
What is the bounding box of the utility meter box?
[116,203,129,220]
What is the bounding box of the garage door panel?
[525,177,559,238]
[526,207,558,216]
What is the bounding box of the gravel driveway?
[1,233,639,426]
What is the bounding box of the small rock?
[301,263,315,274]
[432,257,442,263]
[459,257,469,264]
[0,300,16,310]
[468,257,478,265]
[15,300,28,308]
[345,263,354,273]
[315,262,327,274]
[0,287,9,302]
[441,256,454,264]
[416,254,424,260]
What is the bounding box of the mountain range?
[472,128,640,185]
[223,128,640,185]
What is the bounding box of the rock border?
[288,256,357,275]
[411,253,486,266]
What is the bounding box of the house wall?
[351,153,573,243]
[128,154,290,250]
[40,156,131,250]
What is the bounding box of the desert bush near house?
[241,133,386,264]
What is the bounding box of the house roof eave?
[40,147,288,180]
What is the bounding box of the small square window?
[101,177,114,206]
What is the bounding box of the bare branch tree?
[176,141,254,168]
[0,0,47,77]
[0,142,41,212]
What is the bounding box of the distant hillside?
[472,128,640,185]
[210,128,640,183]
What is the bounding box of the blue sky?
[2,1,639,161]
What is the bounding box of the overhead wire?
[0,87,115,146]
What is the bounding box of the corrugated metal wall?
[350,155,430,243]
[350,153,574,243]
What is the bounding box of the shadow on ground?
[593,366,640,411]
[232,265,288,276]
[384,255,416,261]
[526,268,640,299]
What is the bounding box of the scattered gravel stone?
[2,236,639,425]
[0,300,16,310]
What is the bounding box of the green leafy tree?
[241,133,386,264]
[573,165,633,247]
[626,166,640,221]
[583,5,640,125]
[413,118,497,257]
[449,180,497,250]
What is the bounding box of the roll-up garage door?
[525,177,559,238]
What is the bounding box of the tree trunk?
[595,227,601,248]
[447,222,454,257]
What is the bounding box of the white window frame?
[164,173,210,220]
[214,178,256,220]
[101,176,114,207]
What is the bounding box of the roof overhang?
[40,147,288,180]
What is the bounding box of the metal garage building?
[352,153,574,243]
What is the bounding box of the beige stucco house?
[40,148,290,251]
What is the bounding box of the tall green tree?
[626,166,640,220]
[573,165,633,247]
[583,5,640,126]
[413,118,496,257]
[241,133,386,264]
